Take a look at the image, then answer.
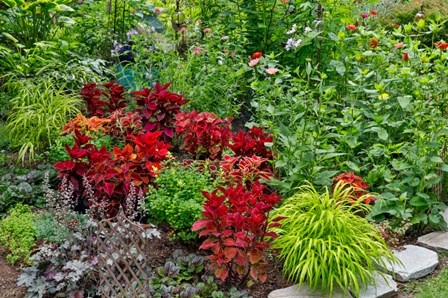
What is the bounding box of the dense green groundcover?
[1,0,448,297]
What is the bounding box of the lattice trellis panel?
[97,210,151,297]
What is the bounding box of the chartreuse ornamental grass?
[271,182,399,297]
[6,80,81,163]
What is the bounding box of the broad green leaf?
[397,96,411,109]
[345,161,360,172]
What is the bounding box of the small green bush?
[0,204,36,265]
[146,162,216,241]
[271,182,398,296]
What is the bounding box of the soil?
[0,245,26,298]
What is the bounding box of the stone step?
[354,273,397,298]
[417,231,448,252]
[380,245,438,282]
[268,283,352,298]
[267,273,397,298]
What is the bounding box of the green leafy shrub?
[372,0,448,27]
[271,182,398,296]
[34,210,88,243]
[6,80,82,163]
[146,161,216,241]
[0,0,74,48]
[0,166,52,218]
[0,203,36,265]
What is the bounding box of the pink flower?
[223,49,229,54]
[203,28,211,33]
[197,19,203,25]
[179,27,187,33]
[248,58,259,67]
[360,13,369,18]
[265,68,280,75]
[154,8,161,14]
[394,42,404,49]
[194,46,201,55]
[346,24,356,31]
[282,0,287,3]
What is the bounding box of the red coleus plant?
[105,109,143,141]
[175,111,232,160]
[332,172,375,204]
[220,155,273,187]
[229,126,273,159]
[61,113,110,135]
[192,182,282,283]
[80,82,127,117]
[54,129,171,218]
[132,82,189,141]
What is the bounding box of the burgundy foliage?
[229,126,274,159]
[175,111,232,160]
[192,182,282,283]
[54,129,171,217]
[80,82,127,117]
[132,82,189,141]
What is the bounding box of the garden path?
[0,244,26,298]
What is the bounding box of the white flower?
[304,26,312,33]
[287,24,297,35]
[285,38,302,51]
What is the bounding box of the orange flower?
[346,24,356,31]
[435,41,448,50]
[402,52,409,61]
[368,37,379,49]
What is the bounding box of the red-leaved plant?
[229,126,274,159]
[80,82,127,117]
[192,182,282,284]
[332,172,376,204]
[220,155,273,187]
[175,111,232,160]
[54,129,171,217]
[105,109,143,141]
[132,82,189,141]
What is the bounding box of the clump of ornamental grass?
[271,181,399,297]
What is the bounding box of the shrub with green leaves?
[271,182,398,297]
[146,161,216,241]
[0,165,52,217]
[34,210,88,244]
[0,203,36,265]
[6,79,82,163]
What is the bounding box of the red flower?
[346,24,356,31]
[402,52,409,61]
[252,51,262,59]
[435,41,448,50]
[392,23,399,28]
[370,11,378,15]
